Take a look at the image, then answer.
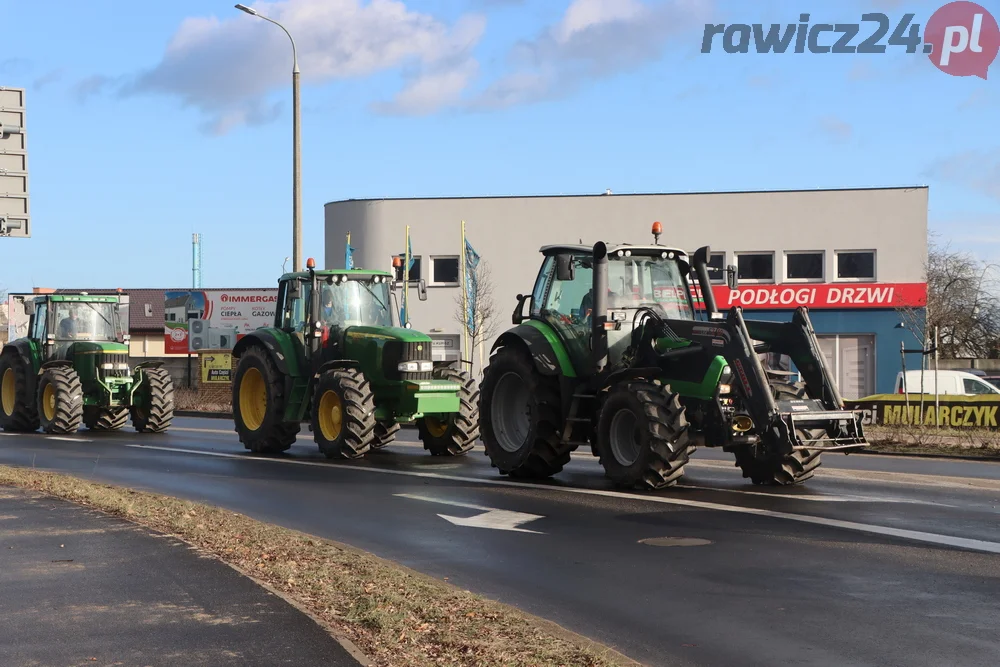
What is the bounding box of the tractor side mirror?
[726,265,739,291]
[287,280,301,299]
[23,302,32,316]
[555,254,575,281]
[417,279,428,301]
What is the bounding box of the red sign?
[707,283,926,310]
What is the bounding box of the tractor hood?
[343,325,433,345]
[66,341,130,356]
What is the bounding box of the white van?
[894,370,1000,396]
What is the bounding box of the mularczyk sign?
[701,2,999,79]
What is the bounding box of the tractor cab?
[28,294,131,375]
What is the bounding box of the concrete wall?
[325,187,928,371]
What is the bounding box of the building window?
[707,252,725,284]
[736,252,774,283]
[392,255,422,282]
[429,256,460,286]
[785,251,824,282]
[836,250,875,281]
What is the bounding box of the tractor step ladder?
[561,392,597,448]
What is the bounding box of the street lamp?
[235,3,302,273]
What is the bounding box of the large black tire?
[0,353,39,432]
[417,367,479,457]
[595,382,693,490]
[480,346,571,479]
[370,421,400,449]
[85,407,128,432]
[232,347,299,453]
[131,367,174,433]
[733,381,823,486]
[311,368,376,459]
[37,366,83,435]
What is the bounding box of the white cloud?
[123,0,486,132]
[926,150,1000,202]
[470,0,714,110]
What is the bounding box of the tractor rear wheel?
[131,367,174,433]
[311,368,376,459]
[0,353,39,432]
[480,346,571,479]
[85,407,128,431]
[37,366,83,435]
[232,347,299,452]
[371,421,400,449]
[733,381,823,486]
[595,382,693,490]
[417,367,478,456]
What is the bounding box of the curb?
[176,410,233,419]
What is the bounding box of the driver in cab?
[58,306,81,339]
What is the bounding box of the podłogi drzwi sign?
[164,290,277,354]
[709,283,927,309]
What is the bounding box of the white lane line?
[394,493,493,512]
[171,427,235,435]
[674,484,956,507]
[46,436,93,442]
[126,444,1000,555]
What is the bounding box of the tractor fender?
[133,360,163,370]
[233,330,298,378]
[491,322,577,378]
[39,360,73,371]
[315,360,361,378]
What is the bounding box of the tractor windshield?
[53,301,121,342]
[320,280,392,328]
[607,256,693,320]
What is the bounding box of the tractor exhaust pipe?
[592,241,609,373]
[692,245,719,317]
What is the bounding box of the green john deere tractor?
[231,260,478,458]
[479,228,869,489]
[0,294,174,434]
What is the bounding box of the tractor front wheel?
[131,367,174,433]
[85,407,128,432]
[595,382,693,490]
[417,367,479,456]
[480,346,570,479]
[311,368,376,459]
[37,367,83,435]
[733,381,823,486]
[0,353,39,432]
[232,347,299,453]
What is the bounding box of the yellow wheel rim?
[239,367,267,431]
[1,368,15,417]
[318,390,343,441]
[43,384,56,422]
[424,415,450,438]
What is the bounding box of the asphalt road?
[2,417,1000,667]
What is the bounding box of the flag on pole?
[464,236,480,333]
[345,232,355,270]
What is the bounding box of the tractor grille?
[99,352,130,379]
[382,340,433,381]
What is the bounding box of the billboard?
[0,87,29,238]
[164,290,277,354]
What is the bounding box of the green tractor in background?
[231,258,478,458]
[0,293,174,434]
[479,227,868,490]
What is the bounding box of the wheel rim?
[42,384,56,422]
[239,367,267,431]
[424,416,449,437]
[609,407,642,466]
[493,371,530,453]
[1,368,15,417]
[318,390,343,441]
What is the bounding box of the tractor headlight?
[720,365,733,385]
[718,383,732,395]
[117,363,129,371]
[398,361,433,372]
[100,363,114,370]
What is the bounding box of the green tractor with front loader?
[479,226,869,489]
[231,259,478,458]
[0,293,174,434]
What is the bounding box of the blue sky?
[0,0,998,293]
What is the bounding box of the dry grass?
[0,466,637,667]
[866,424,1000,458]
[175,387,231,414]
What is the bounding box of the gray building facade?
[325,187,929,397]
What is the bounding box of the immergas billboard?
[164,289,277,354]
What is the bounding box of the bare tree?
[454,258,500,376]
[0,288,8,346]
[897,234,1000,359]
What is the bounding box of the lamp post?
[235,3,302,273]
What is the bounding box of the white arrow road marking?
[124,444,1000,554]
[394,493,545,533]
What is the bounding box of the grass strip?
[0,465,637,667]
